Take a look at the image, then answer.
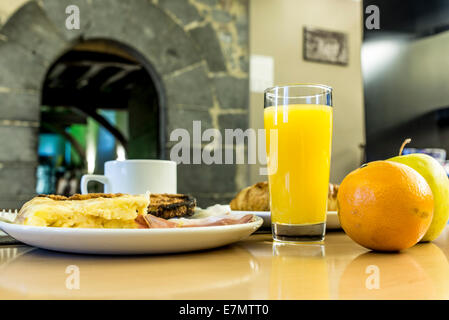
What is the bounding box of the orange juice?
[264,104,333,225]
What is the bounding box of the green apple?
[389,153,449,242]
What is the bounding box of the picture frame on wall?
[303,27,349,66]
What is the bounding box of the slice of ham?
[143,214,178,228]
[181,214,254,227]
[135,215,153,228]
[139,213,254,229]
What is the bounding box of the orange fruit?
[338,161,434,251]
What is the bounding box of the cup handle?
[81,175,110,194]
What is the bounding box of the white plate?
[0,216,263,255]
[231,209,341,230]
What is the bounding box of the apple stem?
[399,138,412,156]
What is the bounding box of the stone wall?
[159,0,250,206]
[0,0,249,208]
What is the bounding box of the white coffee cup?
[81,160,177,195]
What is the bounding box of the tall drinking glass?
[264,84,333,242]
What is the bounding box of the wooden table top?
[0,226,449,300]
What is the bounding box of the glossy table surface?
[1,226,449,300]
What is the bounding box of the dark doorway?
[38,39,162,195]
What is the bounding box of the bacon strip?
[182,214,254,227]
[140,213,254,229]
[134,215,151,228]
[143,214,178,228]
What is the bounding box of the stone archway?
[0,0,249,208]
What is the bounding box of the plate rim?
[230,210,338,214]
[0,215,263,234]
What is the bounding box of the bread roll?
[327,183,339,211]
[230,182,339,212]
[230,182,269,211]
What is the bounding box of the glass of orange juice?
[264,84,333,242]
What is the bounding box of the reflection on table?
[0,245,259,299]
[0,229,449,299]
